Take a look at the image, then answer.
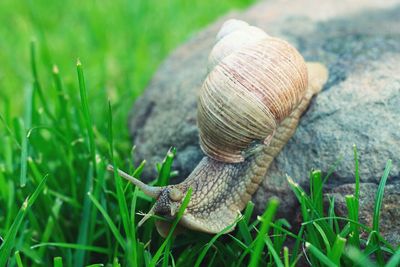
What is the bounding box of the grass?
[0,0,400,266]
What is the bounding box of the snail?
[108,19,328,237]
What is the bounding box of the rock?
[129,0,400,244]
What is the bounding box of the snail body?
[109,19,328,237]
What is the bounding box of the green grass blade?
[31,243,109,254]
[132,160,146,178]
[305,242,336,267]
[345,246,378,267]
[3,135,13,173]
[272,219,289,257]
[386,247,400,267]
[0,174,48,266]
[54,256,63,267]
[327,235,346,266]
[243,201,255,225]
[310,170,323,215]
[74,164,94,266]
[283,247,289,267]
[157,147,176,186]
[15,251,24,267]
[30,41,57,123]
[195,216,243,267]
[228,234,249,250]
[290,224,304,264]
[129,188,139,267]
[248,198,279,267]
[345,194,360,248]
[327,196,339,233]
[162,237,173,267]
[52,65,72,136]
[353,145,360,210]
[76,60,97,172]
[20,85,33,187]
[0,113,21,149]
[87,193,126,251]
[312,222,331,253]
[372,159,392,264]
[108,102,134,263]
[287,175,336,244]
[373,159,392,231]
[238,201,254,245]
[38,198,63,258]
[264,235,284,267]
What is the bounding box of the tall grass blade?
[87,193,126,250]
[38,198,63,258]
[0,175,48,266]
[54,256,63,267]
[345,195,360,248]
[31,243,108,254]
[386,248,400,267]
[52,65,72,136]
[310,170,323,215]
[77,60,97,172]
[373,159,392,232]
[20,85,33,187]
[30,41,57,123]
[107,102,134,263]
[305,242,336,267]
[238,201,254,245]
[264,235,284,267]
[345,246,378,267]
[283,247,289,267]
[195,216,243,267]
[353,145,360,211]
[327,235,346,266]
[15,251,24,267]
[372,159,392,264]
[248,198,279,267]
[157,147,176,186]
[74,164,94,266]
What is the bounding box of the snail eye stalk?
[107,165,163,198]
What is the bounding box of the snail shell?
[198,19,308,163]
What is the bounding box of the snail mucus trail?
[108,19,329,237]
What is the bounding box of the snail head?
[151,186,184,218]
[106,165,185,225]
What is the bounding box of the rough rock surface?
[129,0,400,244]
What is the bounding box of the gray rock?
[129,0,400,243]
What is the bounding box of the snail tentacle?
[106,165,163,198]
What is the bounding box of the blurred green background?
[0,0,254,124]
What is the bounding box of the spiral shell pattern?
[198,19,308,163]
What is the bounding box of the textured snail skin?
[153,62,328,236]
